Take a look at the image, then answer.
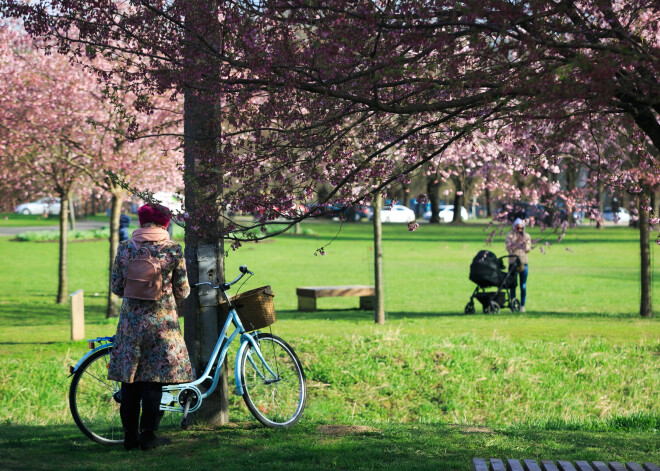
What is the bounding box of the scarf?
[130,227,170,245]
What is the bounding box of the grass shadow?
[0,303,107,327]
[1,422,658,471]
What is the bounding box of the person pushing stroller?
[505,218,531,312]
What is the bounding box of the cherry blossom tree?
[489,113,660,316]
[2,2,657,304]
[2,0,655,235]
[0,27,182,308]
[0,28,99,303]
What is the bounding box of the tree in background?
[0,27,182,308]
[492,114,660,316]
[0,28,97,303]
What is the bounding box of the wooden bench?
[472,458,659,471]
[296,285,375,311]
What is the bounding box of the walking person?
[118,212,131,242]
[107,203,193,450]
[506,217,531,312]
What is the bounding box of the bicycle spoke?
[70,347,123,444]
[80,369,117,393]
[240,334,306,427]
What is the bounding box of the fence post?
[70,289,85,341]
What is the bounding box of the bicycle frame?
[160,285,276,415]
[72,307,274,417]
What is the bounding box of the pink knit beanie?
[137,203,171,229]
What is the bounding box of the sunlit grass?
[1,222,659,469]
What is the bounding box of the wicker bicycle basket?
[218,285,276,331]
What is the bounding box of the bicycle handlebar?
[194,265,253,291]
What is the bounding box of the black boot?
[140,430,172,450]
[119,383,141,451]
[139,383,171,450]
[123,432,141,451]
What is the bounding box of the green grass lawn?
[0,212,64,226]
[1,221,659,470]
[0,211,115,224]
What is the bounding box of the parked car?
[14,197,61,215]
[423,205,469,222]
[374,204,416,223]
[305,203,371,221]
[326,204,371,221]
[602,207,630,224]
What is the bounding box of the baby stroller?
[464,250,521,314]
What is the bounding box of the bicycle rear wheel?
[239,333,306,428]
[69,346,123,444]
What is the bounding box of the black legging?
[120,382,163,433]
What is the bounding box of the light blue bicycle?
[68,266,307,444]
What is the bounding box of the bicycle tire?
[69,345,123,444]
[239,333,306,428]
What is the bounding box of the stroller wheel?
[510,298,521,312]
[464,302,475,315]
[485,301,500,314]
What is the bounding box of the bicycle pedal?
[181,417,193,430]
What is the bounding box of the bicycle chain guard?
[178,387,201,410]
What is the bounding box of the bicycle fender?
[70,342,114,376]
[234,332,260,395]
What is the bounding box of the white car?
[423,205,469,222]
[602,207,630,224]
[377,204,416,223]
[15,197,61,215]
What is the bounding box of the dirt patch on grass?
[318,425,380,436]
[448,424,492,434]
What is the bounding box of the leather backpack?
[123,240,165,301]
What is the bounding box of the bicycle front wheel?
[239,333,306,428]
[69,346,123,444]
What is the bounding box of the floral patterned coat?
[108,237,194,384]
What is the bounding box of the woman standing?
[505,217,531,312]
[108,203,193,450]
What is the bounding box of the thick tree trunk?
[452,193,464,223]
[106,189,124,318]
[485,188,492,218]
[427,179,441,224]
[400,183,410,208]
[57,188,70,304]
[183,86,228,425]
[594,180,603,229]
[638,194,653,318]
[451,176,468,223]
[69,193,76,231]
[372,193,385,324]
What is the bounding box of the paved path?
[0,220,108,237]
